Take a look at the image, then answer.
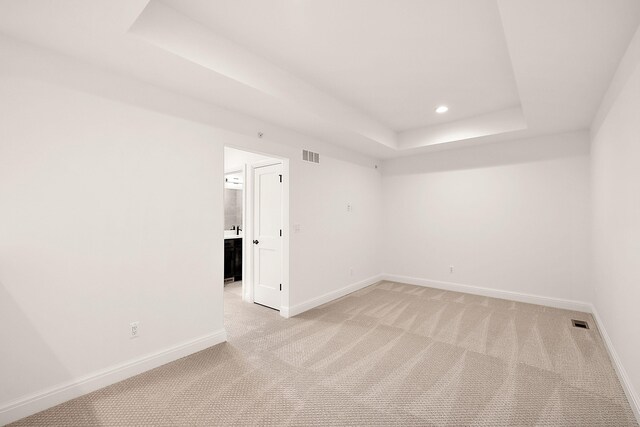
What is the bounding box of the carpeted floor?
[11,281,637,426]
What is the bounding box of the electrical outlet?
[294,223,301,233]
[449,265,454,274]
[130,321,139,339]
[347,203,353,212]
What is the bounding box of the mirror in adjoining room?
[224,171,243,234]
[224,171,243,286]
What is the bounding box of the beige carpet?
[11,281,637,426]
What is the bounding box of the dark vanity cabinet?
[224,238,243,282]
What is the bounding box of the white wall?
[0,38,383,423]
[0,73,226,420]
[288,154,382,305]
[224,147,272,172]
[590,25,640,414]
[382,131,591,305]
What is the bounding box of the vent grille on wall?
[302,150,320,164]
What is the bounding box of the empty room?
[1,0,639,425]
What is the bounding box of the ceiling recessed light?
[435,105,449,114]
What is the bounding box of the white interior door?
[252,163,283,310]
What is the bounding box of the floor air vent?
[572,319,589,329]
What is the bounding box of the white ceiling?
[0,0,638,159]
[161,0,521,132]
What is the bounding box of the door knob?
[253,240,259,244]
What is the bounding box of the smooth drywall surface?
[224,147,272,171]
[288,154,382,304]
[591,28,640,410]
[382,131,591,303]
[0,37,383,417]
[0,76,225,406]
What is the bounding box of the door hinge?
[279,284,282,291]
[279,174,282,183]
[279,229,282,237]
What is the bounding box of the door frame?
[224,146,291,318]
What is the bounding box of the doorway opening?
[223,146,290,321]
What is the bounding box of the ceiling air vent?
[302,149,320,164]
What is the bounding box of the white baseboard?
[286,274,384,317]
[0,329,227,426]
[382,274,592,313]
[280,306,291,318]
[590,306,640,423]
